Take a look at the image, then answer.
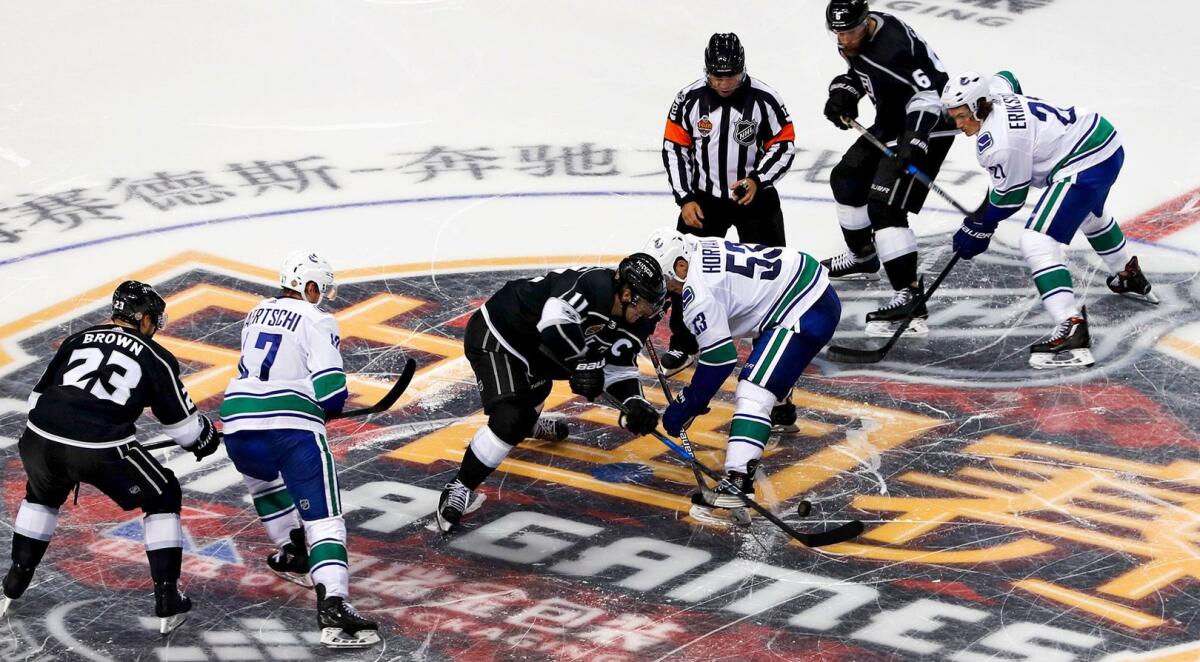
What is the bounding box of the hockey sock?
[875,227,919,290]
[144,513,184,584]
[457,446,495,491]
[12,500,58,568]
[458,426,513,490]
[304,516,349,599]
[1022,231,1079,320]
[245,476,301,547]
[726,381,774,474]
[1081,213,1131,272]
[836,204,874,255]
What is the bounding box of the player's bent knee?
[866,200,908,230]
[1020,229,1065,267]
[141,476,183,515]
[488,400,535,446]
[303,515,347,547]
[831,165,868,206]
[735,380,778,418]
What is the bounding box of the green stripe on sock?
[253,489,295,518]
[308,541,347,569]
[729,416,771,446]
[1034,267,1074,297]
[1086,220,1126,254]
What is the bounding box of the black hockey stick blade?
[333,358,417,420]
[826,253,961,364]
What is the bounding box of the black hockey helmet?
[826,0,869,32]
[112,280,168,330]
[617,253,667,312]
[704,33,745,77]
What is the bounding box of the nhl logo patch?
[734,119,757,146]
[697,116,713,136]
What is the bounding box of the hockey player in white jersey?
[942,72,1156,369]
[220,252,379,648]
[642,230,840,523]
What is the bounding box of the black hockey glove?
[824,74,862,130]
[897,130,930,172]
[619,397,660,435]
[568,356,606,401]
[187,415,222,461]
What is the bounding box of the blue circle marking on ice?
[591,462,654,484]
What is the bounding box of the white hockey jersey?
[220,296,347,435]
[680,238,829,368]
[975,79,1121,216]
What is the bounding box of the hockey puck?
[796,500,812,517]
[690,492,712,506]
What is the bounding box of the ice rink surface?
[2,1,1200,660]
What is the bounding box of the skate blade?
[660,357,696,378]
[828,271,880,282]
[688,503,752,527]
[271,569,313,588]
[0,596,11,618]
[770,423,799,435]
[1117,290,1160,305]
[865,318,928,338]
[159,613,188,635]
[1029,348,1095,369]
[434,493,487,533]
[320,627,381,649]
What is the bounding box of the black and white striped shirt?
[662,76,795,205]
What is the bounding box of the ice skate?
[1029,307,1094,369]
[1,562,35,618]
[316,583,380,649]
[1107,256,1158,305]
[531,414,568,442]
[267,527,312,588]
[770,398,798,434]
[659,349,695,377]
[435,479,484,533]
[864,278,929,337]
[821,250,881,281]
[154,582,192,635]
[688,462,757,527]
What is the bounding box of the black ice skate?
[1029,307,1094,369]
[865,278,929,337]
[688,461,757,527]
[531,414,568,442]
[316,583,380,649]
[1107,256,1159,305]
[770,397,798,434]
[435,479,484,533]
[267,527,312,588]
[659,349,695,377]
[821,250,881,281]
[0,563,35,617]
[154,581,192,635]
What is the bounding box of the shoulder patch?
[977,132,994,153]
[681,286,695,309]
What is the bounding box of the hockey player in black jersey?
[435,255,667,532]
[821,0,956,337]
[0,281,221,634]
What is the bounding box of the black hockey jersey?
[480,268,655,390]
[26,323,198,447]
[839,12,953,138]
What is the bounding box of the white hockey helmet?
[280,251,337,304]
[642,228,693,283]
[941,71,991,120]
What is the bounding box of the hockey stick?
[843,117,975,216]
[142,358,418,452]
[600,393,863,548]
[642,338,718,503]
[826,253,960,363]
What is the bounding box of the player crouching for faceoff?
[942,72,1156,370]
[219,252,379,649]
[0,281,221,634]
[436,255,667,532]
[642,230,840,524]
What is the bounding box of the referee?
[659,33,796,377]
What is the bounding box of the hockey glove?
[619,397,660,435]
[662,387,711,437]
[897,130,930,172]
[824,74,862,130]
[187,415,222,461]
[953,216,997,260]
[568,356,606,401]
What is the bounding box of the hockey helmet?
[941,72,991,120]
[826,0,869,32]
[112,280,168,330]
[641,228,693,283]
[704,33,745,77]
[280,251,338,304]
[617,253,667,313]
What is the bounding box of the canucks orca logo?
[977,132,994,153]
